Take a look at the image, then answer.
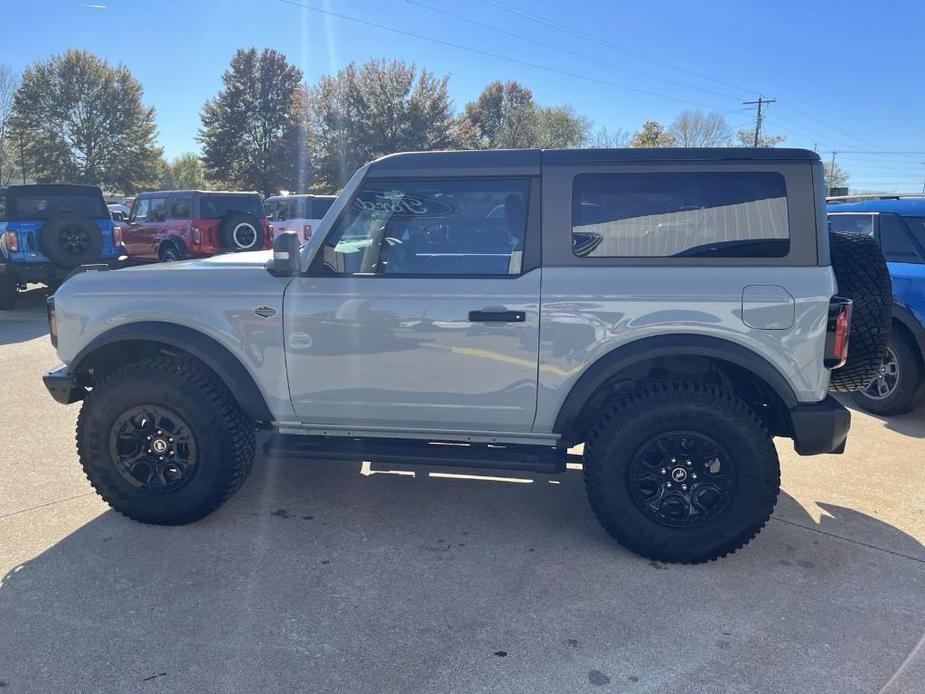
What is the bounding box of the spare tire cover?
[39,215,104,268]
[219,213,264,251]
[828,231,893,392]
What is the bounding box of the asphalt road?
[1,286,924,693]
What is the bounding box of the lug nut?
[692,474,698,480]
[666,482,672,488]
[681,484,688,491]
[147,436,152,440]
[660,468,667,474]
[670,457,677,463]
[685,460,692,467]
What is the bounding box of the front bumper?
[790,395,851,455]
[43,363,87,405]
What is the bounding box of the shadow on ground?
[0,286,51,345]
[841,395,925,439]
[1,451,923,693]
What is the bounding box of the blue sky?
[3,0,924,191]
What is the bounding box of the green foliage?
[307,59,456,190]
[159,152,207,190]
[199,48,307,196]
[0,64,21,185]
[824,160,849,191]
[9,50,162,193]
[735,129,786,148]
[630,120,677,148]
[533,106,590,148]
[456,80,537,149]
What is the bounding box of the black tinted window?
[15,193,106,219]
[312,197,335,218]
[904,218,925,251]
[199,194,262,219]
[879,214,923,263]
[148,197,168,223]
[829,213,874,236]
[321,178,529,276]
[572,172,790,258]
[170,196,192,218]
[0,194,6,222]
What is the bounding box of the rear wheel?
[0,273,17,310]
[76,356,256,524]
[584,380,780,563]
[851,328,924,415]
[159,244,181,262]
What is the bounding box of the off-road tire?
[851,327,924,416]
[0,272,17,309]
[159,244,181,262]
[39,215,104,268]
[828,231,892,392]
[76,355,256,524]
[218,213,264,251]
[583,380,780,564]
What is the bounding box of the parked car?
[828,195,925,414]
[107,202,131,221]
[264,194,336,242]
[43,148,892,564]
[122,190,271,262]
[0,184,124,309]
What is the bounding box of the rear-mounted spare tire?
[219,213,264,251]
[39,215,104,268]
[828,230,892,392]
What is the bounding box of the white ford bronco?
[43,148,891,563]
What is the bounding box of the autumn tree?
[669,110,732,147]
[630,120,676,147]
[199,48,307,195]
[456,80,537,149]
[590,126,630,148]
[9,50,162,192]
[159,152,207,190]
[533,105,590,148]
[735,129,786,148]
[307,59,455,190]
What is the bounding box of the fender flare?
[552,334,800,442]
[72,321,273,423]
[892,303,925,356]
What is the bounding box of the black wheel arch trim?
[892,303,925,355]
[552,334,799,443]
[71,321,273,423]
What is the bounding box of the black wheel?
[828,231,892,392]
[0,272,17,310]
[76,356,256,524]
[851,328,924,415]
[39,215,104,268]
[219,213,264,251]
[159,244,181,262]
[584,380,780,564]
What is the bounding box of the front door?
[284,176,541,434]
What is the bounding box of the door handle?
[468,310,526,323]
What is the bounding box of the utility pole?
[743,96,776,147]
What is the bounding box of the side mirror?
[269,231,301,276]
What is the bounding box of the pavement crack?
[0,492,97,521]
[771,516,925,564]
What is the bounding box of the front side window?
[829,213,874,236]
[572,172,790,258]
[131,198,150,223]
[318,178,529,276]
[148,197,167,223]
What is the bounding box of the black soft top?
[1,183,105,198]
[368,147,820,173]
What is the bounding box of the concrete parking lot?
[1,286,923,693]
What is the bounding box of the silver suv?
[43,148,890,563]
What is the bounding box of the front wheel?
[76,356,256,524]
[584,380,780,563]
[851,328,924,416]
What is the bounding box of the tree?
[590,126,630,148]
[630,120,676,148]
[533,105,590,148]
[199,48,307,196]
[159,152,207,190]
[735,129,786,148]
[307,59,456,190]
[456,80,537,149]
[0,64,21,185]
[9,50,162,192]
[669,110,731,147]
[824,160,849,192]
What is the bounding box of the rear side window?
[148,197,168,223]
[198,194,263,219]
[572,172,790,258]
[879,214,923,263]
[829,213,874,236]
[14,193,107,220]
[170,196,192,219]
[312,197,335,219]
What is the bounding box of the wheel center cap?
[671,468,688,483]
[151,438,169,454]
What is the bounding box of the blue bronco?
[828,195,925,414]
[0,184,124,309]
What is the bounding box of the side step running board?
[263,434,579,474]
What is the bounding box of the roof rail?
[827,193,925,203]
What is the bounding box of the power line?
[275,0,724,109]
[404,0,743,103]
[742,96,775,146]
